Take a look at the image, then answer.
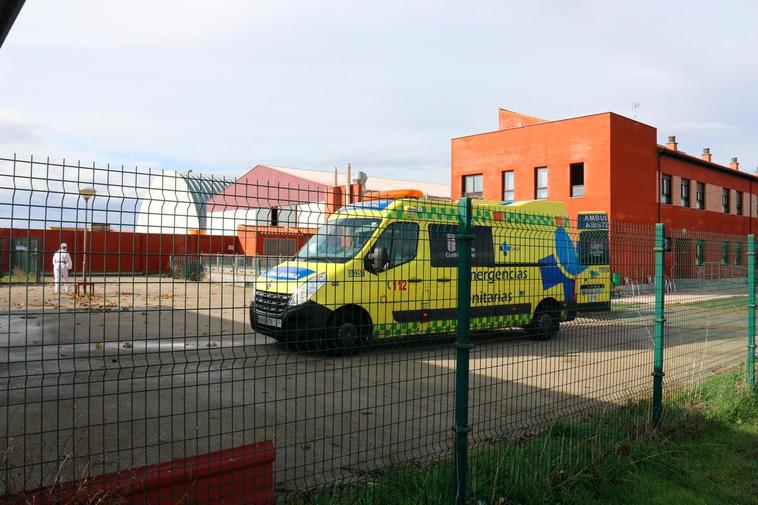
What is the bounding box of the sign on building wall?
[578,213,609,230]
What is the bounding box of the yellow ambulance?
[249,198,609,350]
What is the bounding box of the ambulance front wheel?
[328,307,372,353]
[529,301,560,341]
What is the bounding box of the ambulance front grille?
[255,290,290,316]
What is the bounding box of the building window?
[271,207,279,226]
[570,163,585,197]
[722,241,730,265]
[463,174,483,198]
[680,178,690,207]
[535,167,548,199]
[722,188,730,214]
[736,242,743,266]
[502,171,514,202]
[696,182,705,210]
[661,174,672,204]
[736,191,743,216]
[696,240,705,266]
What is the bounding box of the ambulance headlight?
[288,272,327,306]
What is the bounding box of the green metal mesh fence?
[0,156,754,504]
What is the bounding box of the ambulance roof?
[334,198,569,224]
[475,199,567,215]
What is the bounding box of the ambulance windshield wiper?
[304,255,333,264]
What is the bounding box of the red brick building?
[451,108,757,277]
[452,108,757,234]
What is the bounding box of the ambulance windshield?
[296,218,381,263]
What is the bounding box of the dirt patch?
[0,275,254,313]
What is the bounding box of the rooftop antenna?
[632,102,640,119]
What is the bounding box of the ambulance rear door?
[576,213,611,312]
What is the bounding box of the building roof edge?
[658,146,757,181]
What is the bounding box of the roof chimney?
[666,136,678,151]
[729,157,739,170]
[701,148,712,162]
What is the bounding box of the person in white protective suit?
[52,243,73,293]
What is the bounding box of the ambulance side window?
[473,227,495,266]
[429,225,494,267]
[373,222,419,269]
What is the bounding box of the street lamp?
[79,187,96,293]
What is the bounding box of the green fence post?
[652,223,666,427]
[748,234,756,390]
[454,197,474,505]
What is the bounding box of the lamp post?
[79,187,96,292]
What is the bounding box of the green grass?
[668,295,747,311]
[293,368,758,505]
[569,419,758,505]
[611,295,747,312]
[565,373,758,505]
[610,300,648,312]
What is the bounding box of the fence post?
[652,223,666,427]
[748,234,756,390]
[454,196,473,505]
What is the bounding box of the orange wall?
[608,114,659,224]
[451,113,614,222]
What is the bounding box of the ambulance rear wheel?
[329,308,371,354]
[530,302,560,341]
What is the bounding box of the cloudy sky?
[1,0,757,184]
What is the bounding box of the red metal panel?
[0,229,241,275]
[17,440,276,505]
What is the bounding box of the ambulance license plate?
[258,315,282,328]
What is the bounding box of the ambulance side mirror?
[365,246,389,274]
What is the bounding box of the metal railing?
[697,261,747,280]
[169,254,288,283]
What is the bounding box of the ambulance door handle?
[436,278,451,283]
[408,278,423,284]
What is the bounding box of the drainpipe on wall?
[656,150,662,223]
